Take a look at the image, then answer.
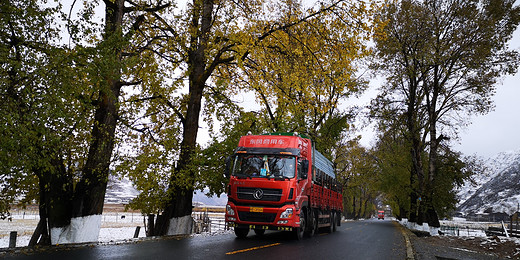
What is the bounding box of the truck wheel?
[327,213,333,233]
[254,229,265,236]
[234,227,249,239]
[305,210,317,237]
[294,211,305,240]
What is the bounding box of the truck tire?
[234,227,249,239]
[326,213,333,233]
[294,211,305,240]
[305,210,317,237]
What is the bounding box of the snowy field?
[397,217,520,253]
[0,210,146,248]
[0,209,230,249]
[398,217,509,237]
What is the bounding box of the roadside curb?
[394,221,415,260]
[0,234,192,257]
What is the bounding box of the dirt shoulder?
[409,231,520,260]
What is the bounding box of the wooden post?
[9,231,17,248]
[516,211,519,233]
[502,221,510,238]
[133,226,141,238]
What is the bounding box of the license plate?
[250,207,263,213]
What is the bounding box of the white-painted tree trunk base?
[167,215,194,235]
[399,218,439,236]
[50,215,102,245]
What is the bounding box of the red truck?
[224,132,343,240]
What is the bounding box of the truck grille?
[236,187,283,202]
[238,211,277,223]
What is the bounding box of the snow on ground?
[0,211,147,248]
[399,217,515,238]
[398,217,520,259]
[0,210,229,249]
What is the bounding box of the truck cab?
[224,133,343,240]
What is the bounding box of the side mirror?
[224,156,232,178]
[301,160,309,179]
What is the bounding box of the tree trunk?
[351,196,357,219]
[42,0,124,245]
[153,76,203,235]
[409,138,425,225]
[425,69,440,228]
[397,197,406,221]
[356,195,363,219]
[28,218,47,246]
[45,83,120,244]
[408,163,419,223]
[424,192,440,228]
[72,79,120,214]
[146,214,155,237]
[154,0,214,236]
[33,155,73,245]
[405,76,426,225]
[363,197,370,218]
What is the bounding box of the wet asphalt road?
[2,219,406,260]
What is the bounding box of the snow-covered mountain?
[456,149,520,215]
[193,190,227,206]
[104,176,227,206]
[105,176,140,204]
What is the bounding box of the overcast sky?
[357,29,520,159]
[449,28,520,158]
[453,68,520,158]
[193,1,520,159]
[67,0,517,159]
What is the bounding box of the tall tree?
[229,0,373,142]
[336,140,380,219]
[0,0,168,245]
[0,0,90,244]
[372,126,412,221]
[117,0,379,236]
[371,0,520,227]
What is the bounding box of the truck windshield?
[232,154,296,178]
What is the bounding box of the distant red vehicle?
[377,211,385,220]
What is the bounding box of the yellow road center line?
[225,243,281,255]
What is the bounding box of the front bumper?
[225,202,300,230]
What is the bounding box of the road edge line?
[394,221,415,260]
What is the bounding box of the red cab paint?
[225,133,343,240]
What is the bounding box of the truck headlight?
[226,204,235,215]
[280,208,293,219]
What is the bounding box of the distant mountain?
[456,149,520,216]
[193,190,228,206]
[105,175,140,204]
[105,176,227,206]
